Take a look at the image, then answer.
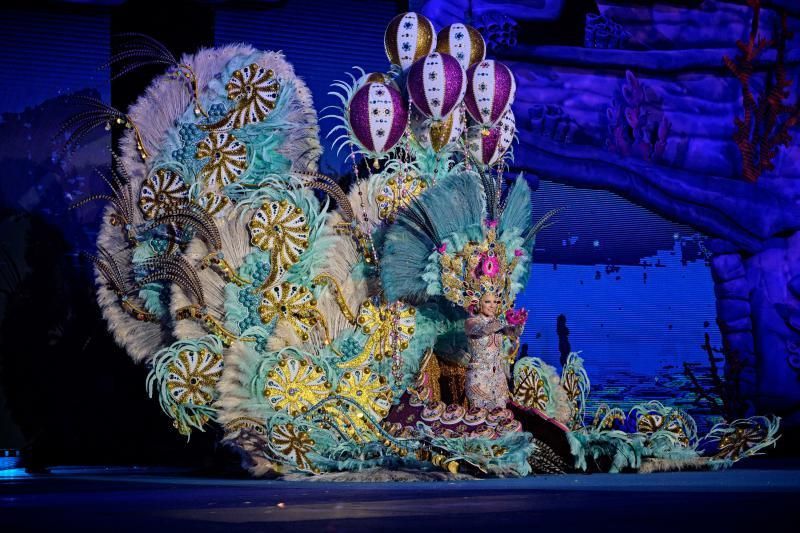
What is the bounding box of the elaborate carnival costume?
[69,14,779,477]
[464,311,511,410]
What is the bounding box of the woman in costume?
[465,292,519,410]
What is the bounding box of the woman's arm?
[503,324,522,339]
[465,317,504,338]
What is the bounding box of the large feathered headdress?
[380,170,559,314]
[439,226,519,314]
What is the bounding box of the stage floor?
[2,461,798,532]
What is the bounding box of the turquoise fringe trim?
[146,335,224,438]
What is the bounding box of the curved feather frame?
[311,211,372,341]
[95,44,322,365]
[322,66,377,159]
[88,37,780,477]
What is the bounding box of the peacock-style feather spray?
[59,95,149,160]
[104,32,209,117]
[72,164,138,243]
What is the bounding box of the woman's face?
[479,293,499,317]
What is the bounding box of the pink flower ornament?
[505,307,528,326]
[481,255,501,277]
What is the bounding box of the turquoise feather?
[381,171,486,303]
[498,175,532,238]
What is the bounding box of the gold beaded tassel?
[389,302,404,384]
[178,63,209,118]
[349,143,380,267]
[362,157,382,269]
[405,98,418,183]
[402,102,414,185]
[461,102,471,172]
[495,161,504,211]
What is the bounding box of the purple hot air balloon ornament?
[464,60,516,130]
[384,12,437,71]
[467,107,516,165]
[406,52,466,123]
[347,82,409,156]
[436,23,486,71]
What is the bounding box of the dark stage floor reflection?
[1,461,798,532]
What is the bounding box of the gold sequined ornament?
[258,283,321,342]
[435,23,486,71]
[636,412,664,434]
[204,63,280,130]
[330,368,393,443]
[340,301,416,369]
[197,191,230,216]
[165,348,223,405]
[195,132,248,189]
[715,425,765,460]
[409,105,466,153]
[513,367,549,411]
[593,405,626,430]
[270,423,316,472]
[377,175,427,221]
[439,227,520,315]
[561,367,584,429]
[263,357,329,416]
[661,410,694,446]
[138,168,189,219]
[336,368,393,419]
[248,200,309,288]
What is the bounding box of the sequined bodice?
[464,315,509,410]
[467,321,503,366]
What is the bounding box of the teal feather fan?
[381,171,486,303]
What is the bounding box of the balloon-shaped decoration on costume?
[410,105,465,153]
[384,12,437,71]
[348,82,409,155]
[406,52,466,122]
[464,60,516,128]
[435,23,486,71]
[467,108,516,165]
